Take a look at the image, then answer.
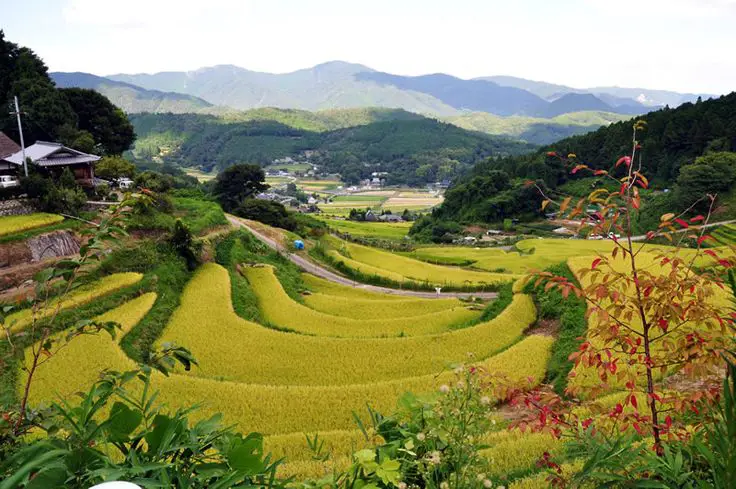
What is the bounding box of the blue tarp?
[294,240,305,250]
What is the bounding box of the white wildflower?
[439,384,450,394]
[440,482,449,489]
[417,432,426,441]
[483,480,493,488]
[398,483,407,489]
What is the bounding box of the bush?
[235,198,297,231]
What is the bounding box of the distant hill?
[51,72,212,113]
[104,61,700,118]
[129,111,535,186]
[443,111,629,145]
[480,75,714,108]
[426,92,736,227]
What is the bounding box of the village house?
[1,140,101,186]
[0,132,21,175]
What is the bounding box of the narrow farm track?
[226,214,499,300]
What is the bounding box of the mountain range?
[51,61,715,119]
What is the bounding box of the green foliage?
[21,169,87,215]
[307,368,496,489]
[130,113,535,186]
[524,263,587,395]
[95,155,136,180]
[675,152,736,207]
[60,87,136,155]
[0,370,283,489]
[409,216,463,243]
[235,199,297,231]
[213,164,269,212]
[0,32,135,153]
[170,220,201,270]
[444,110,629,145]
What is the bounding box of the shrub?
[235,199,297,231]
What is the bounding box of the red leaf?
[591,258,602,270]
[674,218,689,228]
[697,234,713,245]
[594,169,607,176]
[690,215,705,223]
[616,156,632,167]
[704,249,718,258]
[718,259,733,268]
[658,318,668,332]
[546,151,557,157]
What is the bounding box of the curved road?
[226,215,498,300]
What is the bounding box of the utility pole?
[12,96,28,177]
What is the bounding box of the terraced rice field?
[0,213,64,237]
[23,254,555,480]
[324,236,520,286]
[316,217,412,239]
[7,272,144,333]
[34,232,715,482]
[711,223,736,245]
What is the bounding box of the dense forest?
[130,113,535,185]
[423,92,736,230]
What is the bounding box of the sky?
[1,0,735,94]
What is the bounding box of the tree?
[0,31,77,144]
[95,156,136,181]
[235,199,296,231]
[61,88,135,155]
[213,164,268,212]
[520,123,730,478]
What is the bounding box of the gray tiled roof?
[2,141,100,166]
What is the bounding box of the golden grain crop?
[0,213,64,237]
[301,273,407,301]
[303,292,464,319]
[7,272,144,332]
[328,238,519,286]
[244,266,480,337]
[157,264,537,385]
[24,293,157,404]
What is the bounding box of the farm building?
[2,141,101,186]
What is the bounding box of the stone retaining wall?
[0,199,36,217]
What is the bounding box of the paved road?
[226,215,498,300]
[630,219,736,241]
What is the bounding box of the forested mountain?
[444,111,628,145]
[51,72,212,113]
[481,75,714,107]
[428,92,736,226]
[130,112,534,186]
[101,61,698,118]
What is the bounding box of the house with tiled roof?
[0,132,21,174]
[2,141,101,186]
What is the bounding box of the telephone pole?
[12,96,28,177]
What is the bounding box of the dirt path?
[226,214,499,300]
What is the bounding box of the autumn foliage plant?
[521,121,735,484]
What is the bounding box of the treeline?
[0,31,134,155]
[129,113,535,186]
[485,93,736,189]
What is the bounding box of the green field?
[265,162,312,173]
[316,217,412,239]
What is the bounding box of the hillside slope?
[429,92,736,226]
[130,112,535,185]
[51,72,213,113]
[107,61,669,118]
